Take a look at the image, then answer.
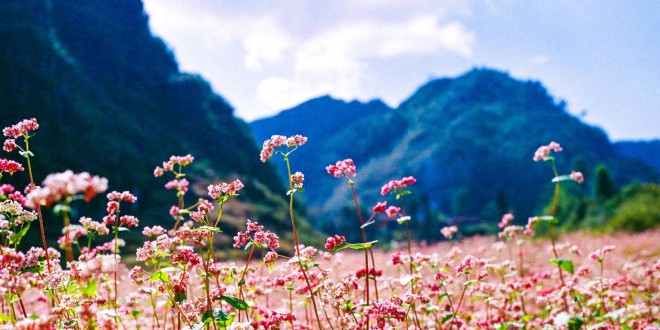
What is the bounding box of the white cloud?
[255,15,476,113]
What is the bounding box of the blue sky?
[143,1,659,140]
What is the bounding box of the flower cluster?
[441,225,458,239]
[24,170,108,208]
[153,154,195,176]
[2,118,39,139]
[498,213,514,228]
[324,234,346,251]
[259,134,308,162]
[290,171,304,189]
[533,141,562,161]
[326,159,357,178]
[233,219,279,251]
[380,176,417,195]
[570,170,584,184]
[0,158,23,175]
[207,179,244,200]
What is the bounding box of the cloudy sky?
[142,1,659,140]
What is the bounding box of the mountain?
[250,69,658,239]
[614,140,660,174]
[0,0,316,250]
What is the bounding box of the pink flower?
[498,213,514,228]
[0,158,24,175]
[326,159,357,178]
[260,134,308,162]
[533,141,563,161]
[164,178,189,193]
[208,179,244,199]
[3,118,39,138]
[107,191,137,203]
[153,166,164,177]
[372,201,387,213]
[385,206,400,218]
[291,172,304,189]
[325,235,346,251]
[24,171,108,208]
[570,170,584,184]
[119,215,139,227]
[441,225,458,239]
[3,139,17,152]
[380,176,417,195]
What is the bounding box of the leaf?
[441,313,454,325]
[360,220,375,229]
[81,280,97,297]
[463,280,476,287]
[196,226,221,233]
[568,316,584,330]
[551,175,573,183]
[0,313,12,321]
[397,216,411,224]
[4,293,18,303]
[149,270,170,283]
[174,290,186,303]
[218,295,249,311]
[551,258,575,275]
[332,240,378,252]
[9,222,30,246]
[19,150,34,158]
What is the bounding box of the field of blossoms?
[0,118,658,330]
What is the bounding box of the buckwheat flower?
[172,246,201,267]
[456,255,477,274]
[208,179,244,199]
[153,166,164,177]
[263,251,278,266]
[380,176,417,195]
[119,215,139,227]
[570,170,584,184]
[3,118,39,138]
[385,206,400,218]
[498,213,514,228]
[0,158,24,175]
[168,154,194,166]
[291,171,304,189]
[325,235,346,251]
[372,201,387,213]
[441,225,458,239]
[79,217,109,235]
[107,191,137,203]
[233,231,250,249]
[3,139,17,152]
[326,159,357,178]
[164,178,189,193]
[286,134,307,147]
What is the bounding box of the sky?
[142,1,660,140]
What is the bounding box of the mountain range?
[250,69,658,238]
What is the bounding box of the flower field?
[0,118,658,329]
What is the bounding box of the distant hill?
[0,0,317,251]
[614,140,660,174]
[250,69,657,240]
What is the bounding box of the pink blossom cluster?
[385,205,400,218]
[372,201,387,213]
[207,179,244,199]
[324,235,346,251]
[570,170,584,184]
[441,225,458,239]
[290,171,304,189]
[326,158,357,178]
[498,213,514,228]
[589,245,616,262]
[164,178,189,193]
[24,171,108,208]
[533,141,563,161]
[380,176,417,195]
[233,219,279,251]
[2,118,38,139]
[153,154,195,177]
[259,134,308,162]
[0,158,23,175]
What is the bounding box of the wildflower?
[153,166,164,177]
[106,191,137,203]
[498,213,514,228]
[441,225,458,239]
[533,141,563,161]
[207,179,244,199]
[325,235,346,251]
[291,171,304,189]
[3,118,39,138]
[263,251,278,266]
[372,201,387,213]
[326,159,357,178]
[456,255,477,274]
[3,139,17,152]
[385,206,400,218]
[164,178,189,193]
[260,134,308,162]
[570,170,584,184]
[380,176,417,196]
[119,215,139,227]
[0,158,24,175]
[24,171,108,208]
[589,245,616,262]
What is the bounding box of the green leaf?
[551,175,573,183]
[332,240,378,252]
[568,316,584,330]
[174,290,186,303]
[0,313,12,321]
[496,322,510,330]
[196,225,221,233]
[28,314,39,320]
[149,270,170,283]
[463,280,476,287]
[9,222,30,246]
[131,310,142,318]
[19,150,34,158]
[218,295,249,311]
[81,280,97,297]
[551,258,574,275]
[441,313,454,325]
[397,216,411,224]
[3,293,18,303]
